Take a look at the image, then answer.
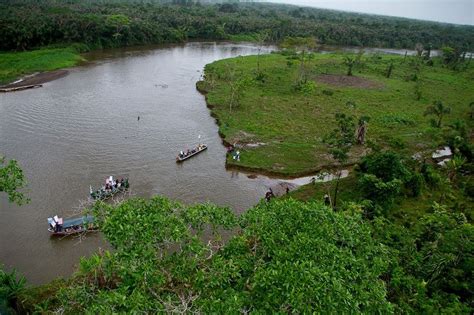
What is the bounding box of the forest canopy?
[0,0,473,51]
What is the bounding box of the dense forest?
[0,0,473,52]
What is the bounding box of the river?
[0,42,290,284]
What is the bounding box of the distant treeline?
[1,0,473,51]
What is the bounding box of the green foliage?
[441,46,469,70]
[281,36,317,84]
[0,266,26,314]
[280,36,317,52]
[386,61,394,78]
[0,155,29,205]
[424,100,451,128]
[0,47,83,84]
[371,211,473,314]
[1,1,473,52]
[41,198,394,313]
[344,55,356,76]
[359,151,410,182]
[357,151,412,210]
[415,209,473,306]
[229,199,392,313]
[293,80,316,94]
[359,174,403,208]
[324,113,356,164]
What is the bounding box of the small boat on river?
[90,176,129,200]
[47,215,96,236]
[176,144,208,162]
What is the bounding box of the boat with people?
[176,144,208,162]
[90,176,129,200]
[47,215,96,236]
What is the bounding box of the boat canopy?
[48,215,94,228]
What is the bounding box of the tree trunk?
[299,49,305,82]
[333,171,342,210]
[257,48,261,72]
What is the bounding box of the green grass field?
[0,47,84,84]
[198,52,474,176]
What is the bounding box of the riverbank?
[198,52,474,176]
[0,47,84,86]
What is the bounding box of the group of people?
[102,176,125,193]
[264,186,291,202]
[227,145,241,161]
[178,144,206,160]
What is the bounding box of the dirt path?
[316,74,383,89]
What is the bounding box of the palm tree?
[344,56,356,76]
[445,155,466,183]
[424,100,451,128]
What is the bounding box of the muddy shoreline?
[0,70,69,90]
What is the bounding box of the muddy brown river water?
[0,42,290,284]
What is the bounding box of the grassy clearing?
[0,47,84,84]
[199,52,474,176]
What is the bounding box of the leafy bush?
[358,151,410,182]
[0,267,25,314]
[359,174,403,207]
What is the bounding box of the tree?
[281,37,317,84]
[445,155,466,183]
[357,151,410,210]
[0,267,26,314]
[441,46,463,69]
[385,60,394,78]
[423,43,432,60]
[323,113,355,209]
[255,30,270,74]
[0,155,28,205]
[344,55,356,76]
[424,100,451,128]
[371,210,473,313]
[414,80,422,100]
[415,43,424,57]
[225,65,249,113]
[415,208,473,307]
[105,14,130,42]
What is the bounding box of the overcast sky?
[267,0,474,25]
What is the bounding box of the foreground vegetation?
[0,191,469,313]
[198,49,474,175]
